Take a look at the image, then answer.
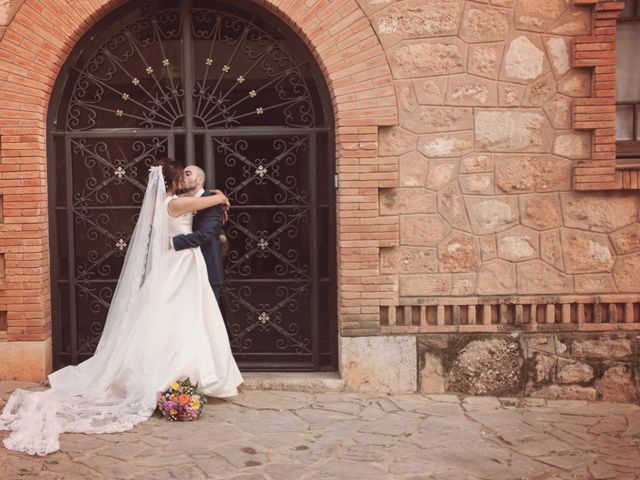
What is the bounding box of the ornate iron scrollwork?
[69,137,167,351]
[52,0,333,369]
[66,6,315,131]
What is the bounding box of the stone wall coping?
[392,294,640,306]
[382,324,640,335]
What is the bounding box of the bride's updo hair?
[153,158,184,192]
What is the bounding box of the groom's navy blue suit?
[172,190,225,301]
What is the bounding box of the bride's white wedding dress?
[0,167,242,455]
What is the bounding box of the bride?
[0,158,243,455]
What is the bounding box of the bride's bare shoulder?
[165,195,182,218]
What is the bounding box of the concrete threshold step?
[238,371,345,393]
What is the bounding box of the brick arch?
[256,0,398,127]
[0,0,398,380]
[0,0,397,129]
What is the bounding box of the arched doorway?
[47,0,336,371]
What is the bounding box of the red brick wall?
[0,0,399,374]
[0,0,142,353]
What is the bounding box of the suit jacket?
[172,191,225,292]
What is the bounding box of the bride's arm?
[167,193,229,218]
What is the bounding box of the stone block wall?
[364,0,640,305]
[418,332,639,402]
[0,0,20,38]
[342,0,640,399]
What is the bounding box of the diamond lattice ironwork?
[50,0,335,371]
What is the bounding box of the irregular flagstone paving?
[1,382,639,479]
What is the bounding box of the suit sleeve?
[172,206,224,251]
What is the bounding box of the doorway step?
[239,372,344,393]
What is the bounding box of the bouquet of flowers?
[157,378,206,421]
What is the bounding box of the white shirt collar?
[195,188,205,197]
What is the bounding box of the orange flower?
[178,394,190,404]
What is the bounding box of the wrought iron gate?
[48,0,336,370]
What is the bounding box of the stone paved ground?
[1,382,639,480]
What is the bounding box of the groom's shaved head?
[184,165,206,193]
[188,165,205,182]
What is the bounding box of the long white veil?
[95,165,168,353]
[0,166,169,455]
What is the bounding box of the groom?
[172,165,228,303]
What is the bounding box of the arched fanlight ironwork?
[66,6,317,131]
